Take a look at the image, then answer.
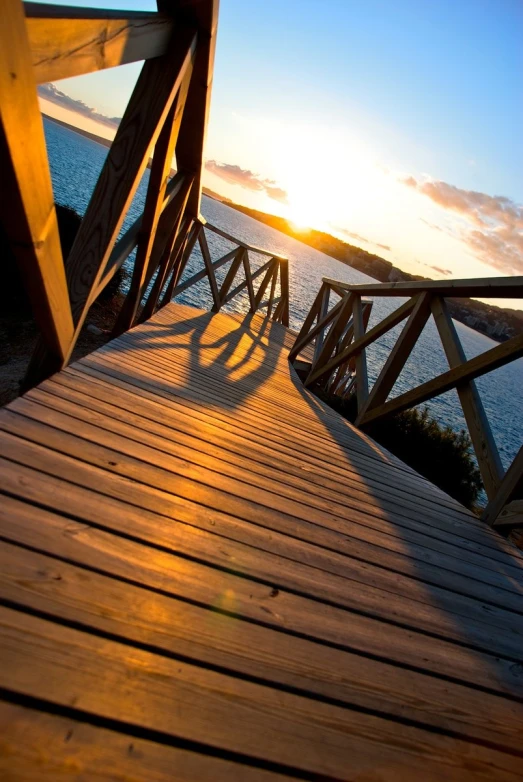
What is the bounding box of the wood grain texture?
[0,0,74,366]
[1,300,522,778]
[26,7,174,83]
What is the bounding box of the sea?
[43,117,522,481]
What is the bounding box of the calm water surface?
[44,118,522,475]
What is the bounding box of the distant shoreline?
[43,113,113,149]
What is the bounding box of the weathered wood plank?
[1,539,522,753]
[0,702,287,782]
[26,5,174,83]
[18,382,523,607]
[1,421,522,659]
[0,492,522,701]
[55,366,523,580]
[2,608,519,780]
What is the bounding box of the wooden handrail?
[201,218,288,261]
[289,275,523,533]
[322,275,523,298]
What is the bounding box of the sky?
[34,0,523,301]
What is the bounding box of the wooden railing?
[290,276,523,530]
[165,218,289,325]
[1,0,287,391]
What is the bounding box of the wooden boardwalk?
[0,303,522,780]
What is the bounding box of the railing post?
[312,284,331,364]
[483,445,523,528]
[352,295,369,411]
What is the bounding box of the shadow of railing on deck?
[287,281,523,703]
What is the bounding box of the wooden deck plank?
[0,701,288,782]
[1,538,522,753]
[1,423,522,659]
[76,348,523,563]
[23,377,523,598]
[79,324,492,515]
[3,400,523,629]
[1,479,522,701]
[62,363,523,576]
[1,302,522,777]
[2,608,521,781]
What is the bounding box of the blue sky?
[34,0,523,287]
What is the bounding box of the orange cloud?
[404,176,523,275]
[205,160,288,203]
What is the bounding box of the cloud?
[336,227,391,252]
[404,176,523,275]
[38,83,121,128]
[427,264,452,276]
[205,160,288,203]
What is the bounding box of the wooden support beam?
[138,177,193,323]
[359,332,523,427]
[1,0,74,369]
[280,259,290,326]
[431,296,503,500]
[172,0,219,217]
[26,24,198,385]
[352,295,369,411]
[203,221,287,261]
[25,3,174,83]
[355,293,431,425]
[113,47,194,337]
[95,166,187,299]
[266,263,278,319]
[483,445,523,528]
[303,297,417,387]
[492,500,523,530]
[159,218,197,307]
[221,258,275,308]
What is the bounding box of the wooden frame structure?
[290,276,523,530]
[1,0,288,390]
